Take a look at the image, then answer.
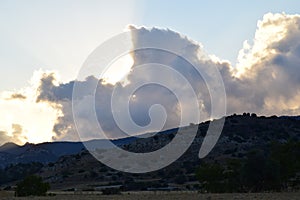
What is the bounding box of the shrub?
[196,162,225,193]
[102,188,121,195]
[15,175,50,197]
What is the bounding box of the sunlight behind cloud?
[0,70,62,145]
[101,54,134,85]
[235,13,299,77]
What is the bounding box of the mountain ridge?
[1,113,300,191]
[1,113,300,169]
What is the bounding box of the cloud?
[0,70,61,145]
[36,74,100,141]
[1,13,300,145]
[36,26,218,141]
[0,124,27,145]
[36,13,300,142]
[0,131,12,145]
[227,13,300,115]
[7,93,27,100]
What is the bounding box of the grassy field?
[0,191,300,200]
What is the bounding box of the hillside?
[1,114,300,192]
[0,138,138,169]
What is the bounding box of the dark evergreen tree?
[15,175,50,197]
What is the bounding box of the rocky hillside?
[1,114,300,191]
[0,138,137,169]
[36,114,300,191]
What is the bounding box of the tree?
[195,142,300,193]
[241,149,281,192]
[15,175,50,197]
[224,159,243,192]
[270,141,300,189]
[196,162,225,193]
[241,150,266,192]
[263,159,281,191]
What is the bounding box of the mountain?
[0,142,26,155]
[34,114,299,190]
[1,114,300,191]
[0,142,81,168]
[0,137,137,169]
[0,125,178,169]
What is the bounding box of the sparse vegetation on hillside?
[0,162,43,185]
[196,141,300,192]
[0,114,299,193]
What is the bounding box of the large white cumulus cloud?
[1,13,300,144]
[228,13,300,115]
[36,13,300,141]
[36,25,222,141]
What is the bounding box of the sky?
[1,1,300,90]
[1,1,300,145]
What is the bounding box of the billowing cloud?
[0,70,61,145]
[227,12,300,115]
[35,26,216,141]
[1,13,300,145]
[36,13,300,142]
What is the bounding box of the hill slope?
[1,114,300,191]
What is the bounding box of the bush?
[196,162,225,193]
[15,175,50,197]
[174,175,187,184]
[102,188,121,195]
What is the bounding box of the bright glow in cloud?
[0,70,61,145]
[235,13,300,77]
[102,54,134,85]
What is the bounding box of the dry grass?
[0,191,299,200]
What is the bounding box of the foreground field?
[1,191,300,200]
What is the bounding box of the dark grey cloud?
[36,72,75,103]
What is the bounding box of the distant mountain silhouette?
[0,137,138,168]
[0,126,182,169]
